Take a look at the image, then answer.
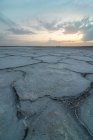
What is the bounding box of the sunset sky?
[0,0,93,46]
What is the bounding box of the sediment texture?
[0,47,93,140]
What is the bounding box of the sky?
[0,0,93,46]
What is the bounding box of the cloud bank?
[36,17,93,41]
[0,13,34,35]
[0,12,93,46]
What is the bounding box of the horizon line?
[0,46,93,48]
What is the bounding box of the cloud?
[0,13,34,35]
[37,18,63,31]
[1,12,93,44]
[63,17,93,41]
[0,13,16,28]
[62,21,80,34]
[80,18,93,41]
[83,29,93,41]
[37,17,93,41]
[8,27,34,35]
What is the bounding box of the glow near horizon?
[0,0,93,46]
[11,31,83,42]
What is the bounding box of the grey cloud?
[0,13,34,35]
[63,17,93,41]
[37,19,62,31]
[83,29,93,41]
[37,17,93,41]
[80,18,93,41]
[63,17,92,33]
[62,21,81,34]
[8,27,34,35]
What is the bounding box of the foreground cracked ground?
[0,47,93,140]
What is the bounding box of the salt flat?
[0,47,93,140]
